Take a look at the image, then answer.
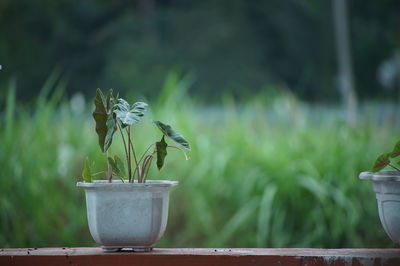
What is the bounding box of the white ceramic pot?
[359,170,400,245]
[77,180,178,251]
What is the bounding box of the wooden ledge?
[1,248,400,266]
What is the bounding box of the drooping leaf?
[92,89,116,152]
[391,141,400,158]
[114,98,148,127]
[153,121,190,150]
[371,153,391,172]
[82,157,92,182]
[156,135,168,170]
[108,155,126,177]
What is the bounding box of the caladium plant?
[371,140,400,173]
[83,89,190,183]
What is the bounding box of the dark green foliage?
[105,112,117,150]
[89,91,188,183]
[156,136,168,170]
[92,89,116,152]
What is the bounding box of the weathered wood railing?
[1,248,400,266]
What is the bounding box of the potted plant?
[77,89,190,252]
[359,141,400,246]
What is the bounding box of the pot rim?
[77,180,178,188]
[359,170,400,181]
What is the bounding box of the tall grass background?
[0,73,397,248]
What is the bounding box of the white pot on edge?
[359,170,400,246]
[77,180,178,251]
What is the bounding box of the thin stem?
[133,144,156,178]
[138,143,155,165]
[167,145,189,160]
[143,156,154,183]
[127,128,132,182]
[141,155,154,183]
[132,164,139,182]
[117,122,131,182]
[141,155,150,182]
[92,171,105,176]
[140,155,151,183]
[127,127,140,182]
[106,150,112,182]
[389,163,400,172]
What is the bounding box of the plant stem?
[143,156,154,183]
[127,127,140,183]
[106,150,112,182]
[133,144,155,179]
[134,149,156,182]
[117,122,131,182]
[92,171,105,176]
[167,145,189,160]
[141,156,150,182]
[127,128,132,182]
[141,155,154,183]
[132,164,138,182]
[138,143,155,164]
[389,163,400,172]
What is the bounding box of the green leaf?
[153,121,190,150]
[105,88,114,111]
[156,136,168,170]
[82,157,92,182]
[108,155,126,177]
[105,112,117,151]
[371,153,391,172]
[92,89,116,152]
[114,98,147,127]
[391,141,400,158]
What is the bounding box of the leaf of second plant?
[371,153,390,172]
[391,141,400,158]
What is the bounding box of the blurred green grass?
[0,74,397,248]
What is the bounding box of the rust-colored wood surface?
[1,248,400,266]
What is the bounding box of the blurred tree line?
[0,0,399,102]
